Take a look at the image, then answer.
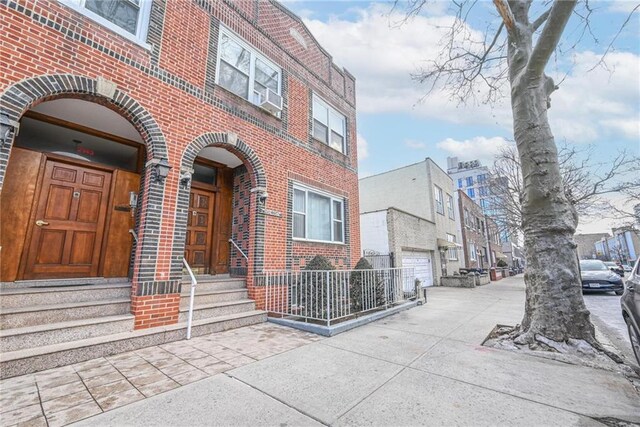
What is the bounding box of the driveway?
[70,276,639,426]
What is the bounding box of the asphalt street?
[583,273,635,365]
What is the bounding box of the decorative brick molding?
[0,74,168,286]
[173,132,267,279]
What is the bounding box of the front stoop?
[0,276,266,379]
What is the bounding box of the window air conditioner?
[260,88,283,114]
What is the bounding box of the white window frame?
[434,185,444,215]
[58,0,152,49]
[446,194,455,220]
[447,234,458,261]
[292,184,345,244]
[215,26,282,106]
[470,243,477,261]
[312,94,346,154]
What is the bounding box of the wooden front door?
[23,159,112,279]
[185,188,215,274]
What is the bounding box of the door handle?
[35,220,49,227]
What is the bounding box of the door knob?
[35,220,49,227]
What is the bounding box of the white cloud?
[404,139,426,149]
[436,136,512,165]
[303,5,513,128]
[549,51,640,143]
[606,0,639,14]
[304,5,639,146]
[357,132,369,159]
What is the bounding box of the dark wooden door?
[23,159,112,279]
[185,188,215,274]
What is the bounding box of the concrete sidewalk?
[68,276,639,426]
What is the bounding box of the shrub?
[349,257,386,312]
[497,259,508,268]
[299,256,335,320]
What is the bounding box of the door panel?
[23,159,112,279]
[185,188,215,274]
[212,168,233,274]
[101,169,141,278]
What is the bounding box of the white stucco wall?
[359,162,432,221]
[360,210,390,254]
[426,159,462,278]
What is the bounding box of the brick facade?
[1,0,360,328]
[457,189,488,269]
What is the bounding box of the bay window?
[293,185,344,243]
[312,95,346,153]
[217,28,281,105]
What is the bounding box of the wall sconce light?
[147,158,172,184]
[251,187,268,207]
[0,113,20,147]
[179,169,192,189]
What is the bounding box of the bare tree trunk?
[506,0,596,345]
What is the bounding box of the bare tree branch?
[589,3,640,71]
[532,7,551,31]
[493,0,516,33]
[527,0,578,77]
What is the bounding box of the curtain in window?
[293,189,306,238]
[307,192,331,241]
[86,0,139,34]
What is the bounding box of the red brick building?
[0,0,360,369]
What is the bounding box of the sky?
[282,0,640,234]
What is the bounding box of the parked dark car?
[604,261,625,277]
[621,258,640,366]
[579,260,624,295]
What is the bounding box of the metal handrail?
[229,238,248,261]
[130,229,197,339]
[183,258,197,340]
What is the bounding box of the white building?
[446,157,493,214]
[359,159,462,286]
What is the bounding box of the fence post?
[326,271,331,327]
[384,272,389,310]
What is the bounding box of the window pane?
[192,163,217,185]
[333,221,343,242]
[219,61,249,98]
[330,131,343,152]
[333,200,342,221]
[313,99,328,124]
[85,0,139,34]
[307,192,331,241]
[293,213,305,238]
[255,59,279,93]
[313,120,328,143]
[329,111,344,136]
[220,34,250,73]
[293,189,306,212]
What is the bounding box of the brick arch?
[0,74,168,286]
[172,132,267,278]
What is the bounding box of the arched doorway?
[1,99,143,280]
[174,133,267,279]
[0,75,168,284]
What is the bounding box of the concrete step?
[0,310,267,379]
[182,276,246,292]
[0,299,131,330]
[0,283,131,309]
[0,314,134,352]
[179,289,248,308]
[178,300,256,322]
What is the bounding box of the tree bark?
[506,0,596,345]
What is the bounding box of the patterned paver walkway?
[0,323,322,427]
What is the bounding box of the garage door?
[402,251,434,288]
